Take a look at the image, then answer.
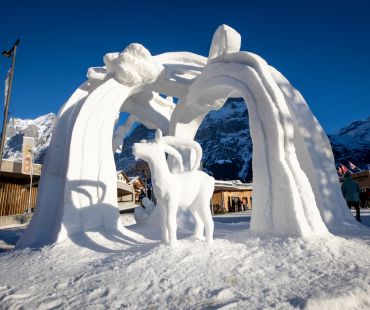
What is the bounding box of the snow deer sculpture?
[132,129,215,247]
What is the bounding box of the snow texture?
[134,198,156,224]
[1,213,370,309]
[17,24,359,249]
[208,24,241,62]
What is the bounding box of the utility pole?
[0,39,20,168]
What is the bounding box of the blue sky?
[0,0,369,133]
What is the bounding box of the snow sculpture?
[17,24,358,249]
[133,129,215,246]
[134,197,156,224]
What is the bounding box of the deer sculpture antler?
[154,129,184,173]
[162,136,202,172]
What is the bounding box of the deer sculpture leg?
[191,209,205,240]
[197,180,215,244]
[198,201,214,244]
[166,198,179,247]
[158,203,169,243]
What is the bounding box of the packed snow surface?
[1,212,370,309]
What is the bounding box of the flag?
[340,163,349,174]
[338,166,344,174]
[4,69,11,107]
[348,161,363,172]
[337,166,343,175]
[348,161,357,170]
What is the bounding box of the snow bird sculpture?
[132,129,215,247]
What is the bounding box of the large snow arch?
[17,25,356,249]
[169,52,355,235]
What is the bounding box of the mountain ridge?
[3,102,369,179]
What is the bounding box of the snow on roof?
[128,176,141,185]
[214,179,252,191]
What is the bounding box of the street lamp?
[0,39,20,168]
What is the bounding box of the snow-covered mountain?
[328,117,370,168]
[3,105,369,179]
[115,98,253,181]
[116,100,370,180]
[194,98,253,181]
[2,113,56,164]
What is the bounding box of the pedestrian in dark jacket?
[237,198,242,212]
[139,189,146,204]
[341,172,361,222]
[359,190,367,208]
[231,200,236,213]
[147,187,152,200]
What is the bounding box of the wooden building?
[212,180,253,214]
[340,170,370,189]
[128,176,146,204]
[0,159,42,226]
[116,170,136,211]
[0,162,139,226]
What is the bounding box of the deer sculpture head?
[132,129,203,174]
[132,129,184,173]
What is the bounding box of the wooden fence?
[0,179,37,216]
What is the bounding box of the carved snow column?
[270,68,356,230]
[171,61,329,236]
[16,81,100,248]
[170,25,329,236]
[59,79,133,239]
[59,44,164,240]
[17,44,164,248]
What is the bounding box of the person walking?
[237,198,242,212]
[231,199,236,213]
[341,172,361,222]
[241,198,247,211]
[147,187,152,200]
[359,189,367,208]
[139,189,146,205]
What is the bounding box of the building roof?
[214,179,252,192]
[128,176,145,187]
[116,170,131,183]
[128,176,140,184]
[0,159,42,179]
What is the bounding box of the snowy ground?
[1,211,370,309]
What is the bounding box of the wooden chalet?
[0,159,42,226]
[128,176,146,204]
[212,180,253,214]
[340,170,370,189]
[0,161,140,226]
[116,170,136,211]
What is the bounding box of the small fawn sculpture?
[132,129,215,247]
